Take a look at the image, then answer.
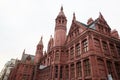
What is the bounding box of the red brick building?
[9,6,120,80]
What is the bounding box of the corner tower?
[54,6,67,46]
[34,37,43,64]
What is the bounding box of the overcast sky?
[0,0,120,71]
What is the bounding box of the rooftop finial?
[50,35,52,38]
[23,49,25,54]
[99,12,104,19]
[73,12,76,21]
[72,12,76,22]
[57,6,65,17]
[41,36,43,41]
[61,6,63,11]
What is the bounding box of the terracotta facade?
[8,7,120,80]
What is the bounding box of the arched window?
[55,50,59,61]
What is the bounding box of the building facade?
[0,59,18,80]
[8,7,120,80]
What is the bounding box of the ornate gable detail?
[66,21,87,43]
[96,13,110,29]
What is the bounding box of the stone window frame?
[97,58,106,77]
[55,50,59,61]
[82,39,88,53]
[106,61,114,78]
[115,62,120,79]
[116,46,120,56]
[75,43,81,56]
[70,47,74,60]
[109,43,116,56]
[65,65,69,80]
[76,61,82,77]
[94,38,101,52]
[102,41,109,54]
[70,64,75,79]
[55,65,58,78]
[84,59,90,77]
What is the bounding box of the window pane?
[82,39,88,53]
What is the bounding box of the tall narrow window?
[55,51,59,61]
[66,50,69,61]
[76,62,82,77]
[94,39,101,52]
[97,58,106,77]
[65,65,69,80]
[70,47,74,60]
[75,43,80,56]
[82,39,88,53]
[107,61,114,78]
[60,66,63,78]
[55,66,58,78]
[84,59,90,76]
[115,62,120,79]
[116,46,120,56]
[102,41,109,54]
[71,64,75,79]
[22,75,28,80]
[110,44,116,56]
[24,65,28,73]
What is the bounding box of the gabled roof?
[68,20,88,35]
[76,21,88,28]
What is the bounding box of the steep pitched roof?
[21,53,34,63]
[68,20,88,35]
[38,36,43,45]
[96,12,110,28]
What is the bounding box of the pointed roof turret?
[38,36,43,45]
[57,6,66,17]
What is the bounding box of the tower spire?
[54,6,67,46]
[34,36,44,64]
[38,36,43,45]
[57,6,65,17]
